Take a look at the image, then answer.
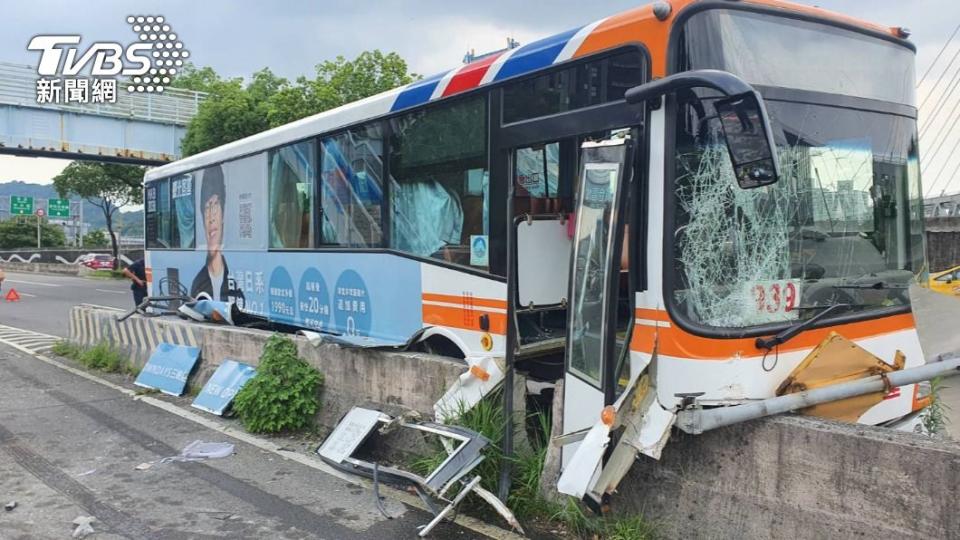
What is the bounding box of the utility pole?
[36,213,41,249]
[78,201,84,248]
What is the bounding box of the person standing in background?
[122,258,147,308]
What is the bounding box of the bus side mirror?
[624,69,781,190]
[714,91,780,189]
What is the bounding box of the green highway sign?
[10,196,33,216]
[48,198,70,218]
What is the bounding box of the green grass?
[51,340,83,359]
[86,269,125,279]
[51,340,138,375]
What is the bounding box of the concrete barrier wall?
[67,305,465,427]
[618,414,960,539]
[1,261,82,275]
[0,248,143,265]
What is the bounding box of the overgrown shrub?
[233,334,323,433]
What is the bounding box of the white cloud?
[0,155,70,184]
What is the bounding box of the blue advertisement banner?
[134,342,201,396]
[191,359,257,416]
[149,251,423,344]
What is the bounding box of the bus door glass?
[512,140,574,346]
[567,139,631,387]
[561,138,632,468]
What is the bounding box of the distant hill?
[0,181,143,236]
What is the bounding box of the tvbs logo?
[28,15,189,104]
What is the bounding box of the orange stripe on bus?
[422,304,507,335]
[630,311,916,360]
[574,3,676,77]
[421,293,507,309]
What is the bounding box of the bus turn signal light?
[470,365,491,382]
[601,405,616,427]
[480,332,493,351]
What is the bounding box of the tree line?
[11,51,418,258]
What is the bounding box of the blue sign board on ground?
[134,342,201,396]
[191,360,257,416]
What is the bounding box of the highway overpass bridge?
[0,62,204,165]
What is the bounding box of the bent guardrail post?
[676,355,960,434]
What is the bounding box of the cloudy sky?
[1,0,959,194]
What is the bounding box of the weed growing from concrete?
[232,334,323,434]
[51,340,138,375]
[917,377,950,436]
[51,340,83,359]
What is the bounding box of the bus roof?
[146,0,906,182]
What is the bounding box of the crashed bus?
[144,0,950,508]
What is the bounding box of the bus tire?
[417,335,466,361]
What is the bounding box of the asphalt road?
[0,271,132,336]
[0,342,478,539]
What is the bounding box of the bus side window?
[515,142,561,215]
[388,95,489,269]
[319,124,385,247]
[268,140,316,249]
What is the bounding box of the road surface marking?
[0,324,520,540]
[80,303,126,312]
[95,289,126,294]
[12,291,37,298]
[6,279,61,287]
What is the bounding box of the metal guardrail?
[0,61,206,126]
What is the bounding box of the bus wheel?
[416,335,466,361]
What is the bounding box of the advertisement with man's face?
[150,153,423,345]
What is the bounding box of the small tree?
[54,162,143,268]
[82,229,109,247]
[0,217,67,249]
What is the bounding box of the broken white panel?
[434,355,505,423]
[557,421,610,498]
[633,401,676,460]
[318,407,383,463]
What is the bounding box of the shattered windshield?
[671,10,924,330]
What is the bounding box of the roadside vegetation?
[413,391,656,539]
[233,334,324,434]
[918,377,950,436]
[51,340,139,376]
[86,269,126,279]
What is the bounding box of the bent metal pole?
[676,356,960,434]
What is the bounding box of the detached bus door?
[562,138,633,465]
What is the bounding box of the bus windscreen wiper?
[755,303,853,351]
[830,281,908,290]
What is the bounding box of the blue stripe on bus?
[493,26,582,82]
[391,71,449,112]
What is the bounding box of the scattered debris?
[178,299,239,325]
[318,406,524,536]
[135,462,153,471]
[160,441,235,463]
[71,516,96,538]
[76,469,97,477]
[4,501,16,511]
